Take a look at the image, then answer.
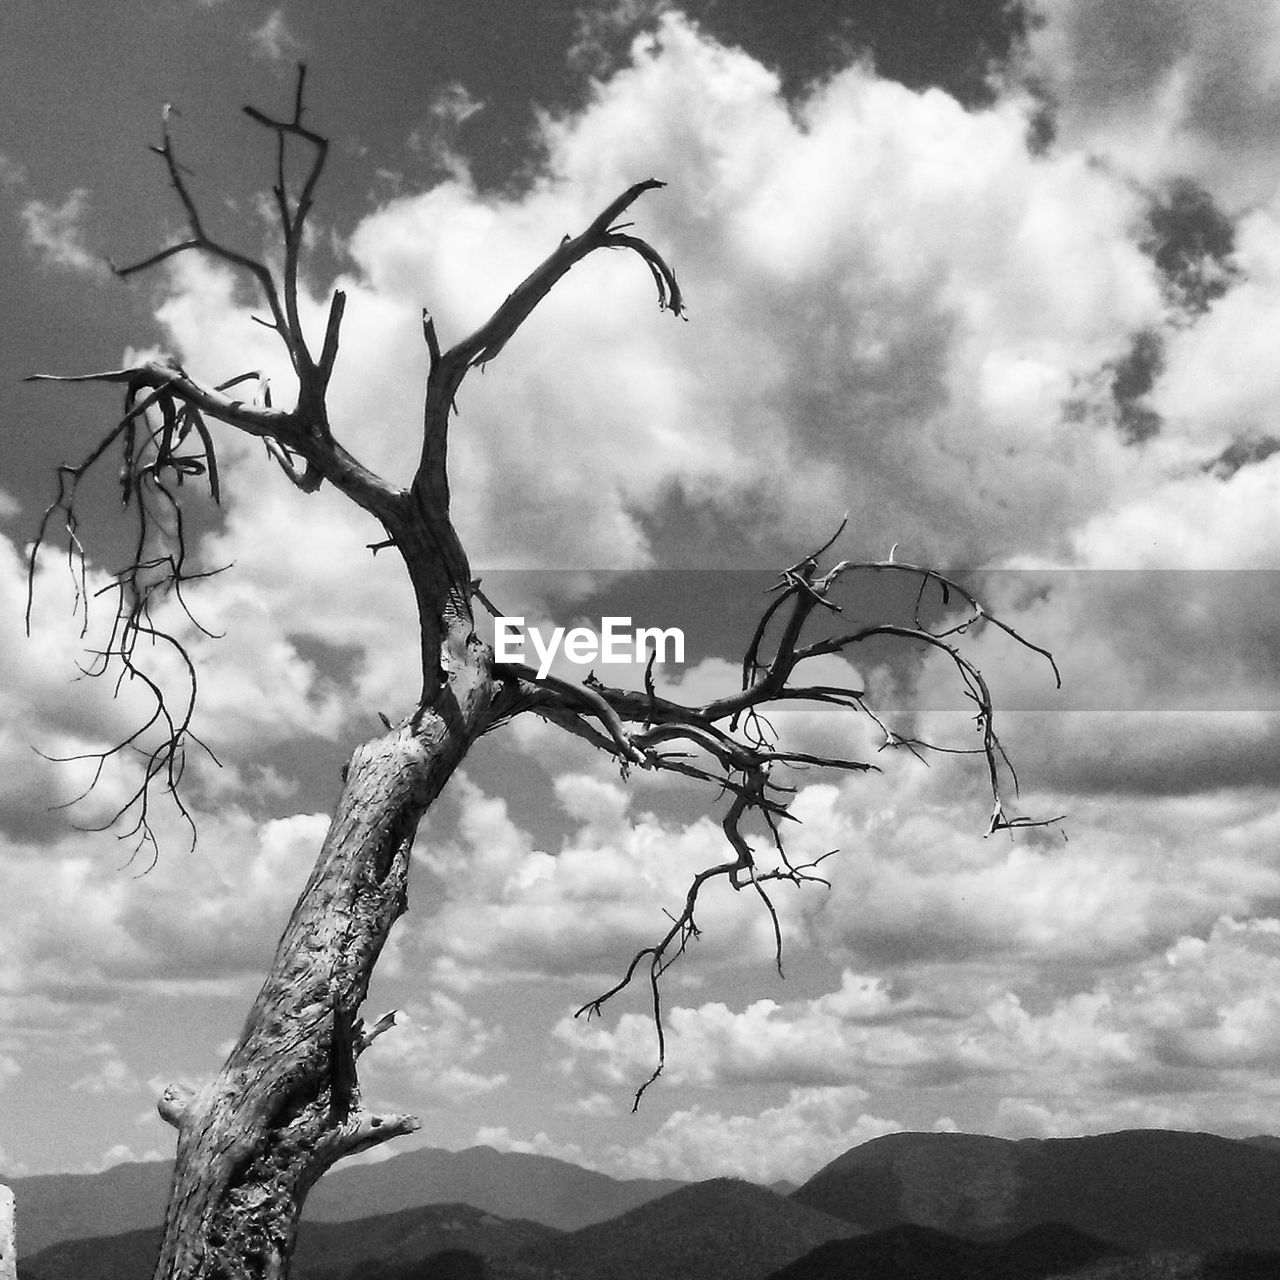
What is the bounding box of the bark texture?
[154,677,494,1279]
[0,1185,15,1280]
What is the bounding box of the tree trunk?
[0,1184,15,1280]
[151,654,494,1280]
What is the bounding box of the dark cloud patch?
[1013,712,1280,799]
[568,0,1034,108]
[820,0,1034,107]
[1107,329,1164,443]
[1023,85,1057,155]
[1142,178,1238,317]
[1206,436,1280,481]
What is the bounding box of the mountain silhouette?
[305,1145,683,1233]
[7,1144,683,1257]
[791,1129,1280,1253]
[763,1220,1122,1280]
[515,1177,857,1280]
[16,1129,1280,1279]
[18,1202,557,1280]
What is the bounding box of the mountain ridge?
[5,1143,685,1257]
[791,1128,1280,1252]
[13,1128,1280,1271]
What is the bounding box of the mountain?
[4,1161,172,1258]
[791,1129,1280,1253]
[18,1225,160,1280]
[513,1177,858,1280]
[305,1146,684,1233]
[19,1183,846,1280]
[18,1202,558,1280]
[7,1145,684,1257]
[294,1203,556,1280]
[763,1221,1123,1280]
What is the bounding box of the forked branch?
[25,70,395,860]
[493,528,1061,1105]
[416,179,684,500]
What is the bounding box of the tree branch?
[415,179,684,502]
[514,529,1061,1100]
[26,74,406,860]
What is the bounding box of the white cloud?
[70,1048,139,1097]
[478,1085,901,1184]
[82,1142,165,1174]
[427,83,484,128]
[556,972,922,1091]
[360,992,509,1104]
[15,1,1280,1179]
[249,9,304,63]
[557,907,1280,1145]
[20,189,109,278]
[0,153,26,190]
[1025,0,1280,208]
[472,1125,590,1167]
[569,0,671,78]
[413,772,811,990]
[611,1087,901,1183]
[315,14,1161,571]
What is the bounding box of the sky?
[3,0,1280,1191]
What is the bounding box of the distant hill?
[5,1161,172,1257]
[19,1202,559,1280]
[17,1129,1280,1278]
[763,1220,1123,1280]
[791,1129,1280,1253]
[8,1145,684,1257]
[19,1183,845,1280]
[294,1203,556,1280]
[19,1224,160,1280]
[306,1145,685,1233]
[514,1177,858,1280]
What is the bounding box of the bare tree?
[27,72,1057,1280]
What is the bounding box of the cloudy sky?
[4,0,1280,1189]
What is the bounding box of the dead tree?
[27,71,1058,1280]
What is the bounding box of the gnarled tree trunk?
[154,648,495,1278]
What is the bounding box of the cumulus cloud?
[609,1086,901,1183]
[0,807,330,1004]
[1025,0,1280,208]
[360,992,509,1104]
[411,772,811,991]
[15,1,1280,1178]
[556,909,1280,1147]
[83,1142,165,1174]
[478,1084,901,1184]
[302,14,1163,570]
[556,971,924,1091]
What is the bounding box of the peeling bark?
[153,674,494,1279]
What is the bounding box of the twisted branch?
[491,529,1061,1104]
[416,179,684,504]
[24,70,396,860]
